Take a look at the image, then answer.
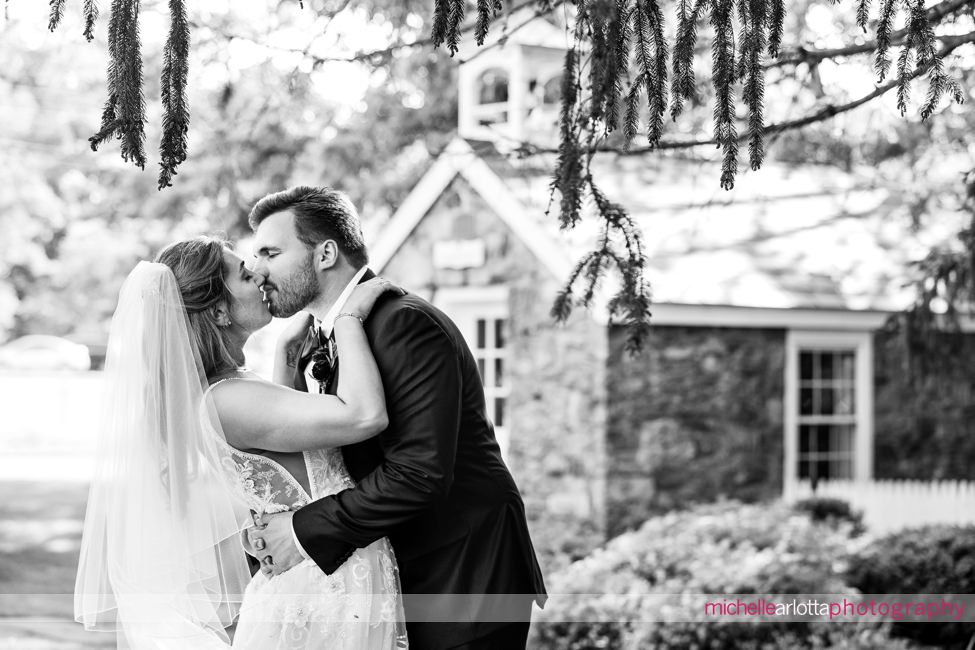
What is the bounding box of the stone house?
[363,12,975,565]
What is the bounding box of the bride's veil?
[74,261,251,648]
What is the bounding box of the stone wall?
[381,175,608,572]
[873,325,975,480]
[605,325,786,536]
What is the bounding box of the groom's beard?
[264,263,320,318]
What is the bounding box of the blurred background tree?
[3,0,974,350]
[0,0,457,345]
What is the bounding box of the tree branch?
[766,0,972,69]
[458,1,568,65]
[525,30,975,156]
[299,0,543,65]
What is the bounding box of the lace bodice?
[219,446,355,516]
[201,379,355,516]
[198,379,408,649]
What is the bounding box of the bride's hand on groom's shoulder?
[345,277,406,320]
[277,313,315,351]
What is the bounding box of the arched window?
[478,68,509,105]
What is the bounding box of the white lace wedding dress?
[203,380,409,650]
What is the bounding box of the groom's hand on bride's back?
[246,511,304,578]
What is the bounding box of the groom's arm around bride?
[250,186,546,650]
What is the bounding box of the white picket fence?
[784,478,975,534]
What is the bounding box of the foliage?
[1,2,456,343]
[792,497,866,535]
[42,0,974,349]
[531,500,918,650]
[845,525,975,649]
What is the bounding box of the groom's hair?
[248,186,369,267]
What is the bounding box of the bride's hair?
[155,236,244,379]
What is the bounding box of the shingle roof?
[470,140,965,311]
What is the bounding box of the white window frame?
[784,330,874,485]
[433,286,511,459]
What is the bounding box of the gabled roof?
[369,138,573,282]
[371,136,966,317]
[456,6,570,57]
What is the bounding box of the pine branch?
[921,53,965,119]
[766,0,785,57]
[856,0,871,33]
[475,0,503,46]
[83,0,99,42]
[551,251,599,322]
[48,0,66,31]
[603,0,632,134]
[588,1,613,124]
[875,0,899,82]
[552,176,653,351]
[294,0,544,65]
[552,29,975,157]
[896,36,916,114]
[643,0,668,146]
[117,0,146,168]
[896,0,922,115]
[735,0,751,83]
[628,1,654,144]
[89,0,146,168]
[445,0,467,55]
[710,0,738,189]
[158,0,190,189]
[590,178,652,352]
[549,47,586,229]
[744,0,767,170]
[768,0,971,69]
[431,0,450,51]
[671,0,708,121]
[623,72,646,142]
[89,0,122,152]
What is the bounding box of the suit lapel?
[292,328,317,392]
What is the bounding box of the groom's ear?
[315,240,340,271]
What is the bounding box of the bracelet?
[335,312,364,325]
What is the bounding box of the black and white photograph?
[1,0,975,648]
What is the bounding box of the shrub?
[792,497,865,536]
[845,525,975,649]
[531,501,919,650]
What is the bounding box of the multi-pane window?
[433,287,511,459]
[797,349,857,480]
[475,317,509,433]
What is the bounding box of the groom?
[245,186,547,649]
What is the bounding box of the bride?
[74,236,408,649]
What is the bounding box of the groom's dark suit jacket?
[291,270,547,649]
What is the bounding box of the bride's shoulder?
[208,369,261,387]
[205,375,278,448]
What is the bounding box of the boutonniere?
[309,327,337,394]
